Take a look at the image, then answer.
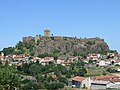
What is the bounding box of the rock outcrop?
[30,36,109,56]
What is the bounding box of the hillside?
[34,36,109,56]
[1,28,113,58]
[2,35,110,57]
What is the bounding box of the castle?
[23,29,63,43]
[22,29,103,43]
[23,29,50,42]
[44,29,50,37]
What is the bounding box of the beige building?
[44,29,50,36]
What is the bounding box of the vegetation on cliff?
[1,36,113,57]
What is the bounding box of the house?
[61,62,71,66]
[31,57,41,63]
[44,57,54,61]
[117,54,120,59]
[68,75,120,89]
[40,57,54,65]
[97,60,106,66]
[87,54,101,60]
[0,56,5,60]
[107,53,115,58]
[68,76,91,89]
[91,80,111,90]
[91,75,120,89]
[0,60,6,65]
[68,76,85,88]
[16,63,23,67]
[0,52,4,60]
[108,79,120,89]
[97,59,114,66]
[115,60,120,65]
[116,68,120,72]
[109,84,120,89]
[57,58,65,64]
[105,60,111,65]
[68,56,78,62]
[93,75,120,81]
[13,54,25,61]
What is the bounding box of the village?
[0,50,120,89]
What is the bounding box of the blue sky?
[0,0,120,53]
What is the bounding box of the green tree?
[36,74,45,82]
[58,77,67,85]
[21,81,39,90]
[0,66,21,90]
[22,63,30,74]
[38,53,49,58]
[29,64,41,76]
[2,47,15,55]
[45,81,64,90]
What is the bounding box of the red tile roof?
[59,58,65,60]
[116,60,120,63]
[69,76,86,82]
[61,62,71,64]
[0,56,4,58]
[111,79,120,82]
[92,75,120,81]
[16,63,23,66]
[68,56,78,58]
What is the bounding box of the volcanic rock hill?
[21,36,109,57]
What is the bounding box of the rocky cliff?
[1,36,110,57]
[31,36,109,56]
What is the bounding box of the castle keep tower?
[44,29,50,36]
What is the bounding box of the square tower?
[44,29,50,36]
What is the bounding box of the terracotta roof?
[111,79,120,82]
[92,54,98,56]
[69,76,86,82]
[97,60,105,63]
[44,57,53,60]
[14,55,23,58]
[68,56,78,58]
[44,58,50,60]
[16,63,23,66]
[116,60,120,63]
[41,60,53,63]
[92,75,120,81]
[0,56,4,58]
[117,54,120,57]
[59,58,65,60]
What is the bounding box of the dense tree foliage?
[0,65,21,90]
[1,40,35,55]
[45,81,64,90]
[1,36,114,57]
[16,58,87,89]
[2,47,15,55]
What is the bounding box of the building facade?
[44,29,50,36]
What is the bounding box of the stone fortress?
[44,29,50,37]
[23,29,64,43]
[23,28,104,43]
[22,29,108,56]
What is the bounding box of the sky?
[0,0,120,53]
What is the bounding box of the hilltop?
[33,36,109,56]
[1,30,111,58]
